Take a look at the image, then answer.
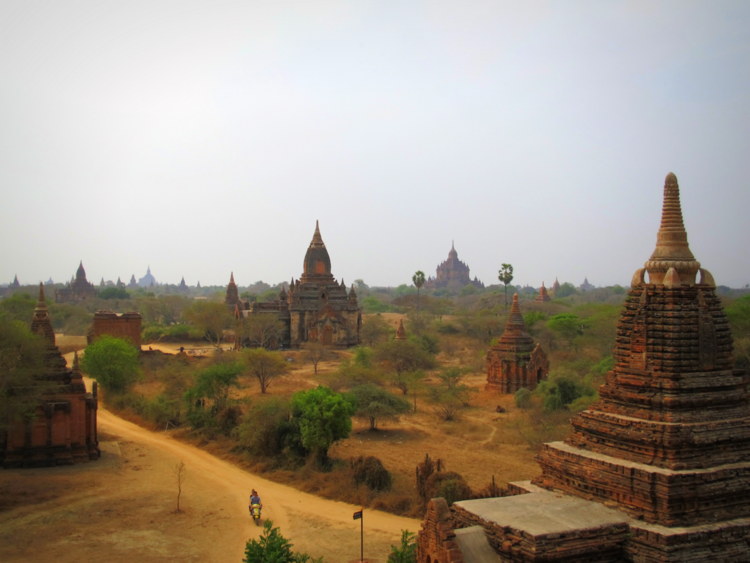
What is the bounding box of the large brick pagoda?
[235,222,361,348]
[417,173,750,561]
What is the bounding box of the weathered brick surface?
[89,310,142,348]
[420,174,750,561]
[236,222,361,349]
[2,285,99,467]
[486,294,549,394]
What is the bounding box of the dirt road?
[0,403,419,562]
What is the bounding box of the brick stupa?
[485,294,549,394]
[417,173,750,562]
[2,284,99,467]
[534,282,551,302]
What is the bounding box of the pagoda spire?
[506,293,526,332]
[644,172,701,286]
[31,283,55,345]
[310,220,325,248]
[395,318,407,340]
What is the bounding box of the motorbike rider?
[249,489,262,514]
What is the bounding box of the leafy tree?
[555,282,577,298]
[242,348,289,393]
[300,341,333,375]
[0,316,49,432]
[185,360,243,412]
[498,263,514,308]
[535,375,594,412]
[81,336,140,393]
[360,314,392,346]
[547,313,588,349]
[244,520,319,563]
[430,368,470,421]
[412,271,425,311]
[373,340,435,395]
[388,530,417,563]
[350,384,411,430]
[184,301,231,348]
[290,386,355,465]
[240,314,286,349]
[135,294,190,325]
[99,286,129,300]
[0,292,37,323]
[234,397,303,459]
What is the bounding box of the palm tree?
[498,263,514,309]
[412,270,426,311]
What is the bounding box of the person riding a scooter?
[249,489,262,521]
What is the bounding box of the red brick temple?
[236,221,361,348]
[2,284,99,467]
[485,293,549,394]
[418,173,750,561]
[88,310,143,349]
[534,282,551,302]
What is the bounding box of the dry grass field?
[0,326,564,561]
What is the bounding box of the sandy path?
[0,400,419,563]
[98,408,420,561]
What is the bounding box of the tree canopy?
[290,386,355,465]
[350,383,411,430]
[185,360,243,411]
[184,301,231,348]
[242,348,289,393]
[373,339,435,394]
[0,315,48,432]
[244,520,319,563]
[81,336,140,393]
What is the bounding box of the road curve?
[97,405,420,561]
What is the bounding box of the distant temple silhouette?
[426,242,483,290]
[55,261,96,303]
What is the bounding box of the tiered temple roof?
[3,284,99,467]
[426,242,484,290]
[238,222,361,348]
[536,173,750,526]
[535,282,551,302]
[418,173,750,562]
[485,294,548,393]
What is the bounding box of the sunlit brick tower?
[534,172,750,559]
[417,173,750,562]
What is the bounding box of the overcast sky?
[2,1,748,290]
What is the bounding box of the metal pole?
[360,510,364,562]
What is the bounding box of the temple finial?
[644,172,701,285]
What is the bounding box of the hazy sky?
[2,1,748,289]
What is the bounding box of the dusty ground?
[0,338,542,562]
[0,402,418,563]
